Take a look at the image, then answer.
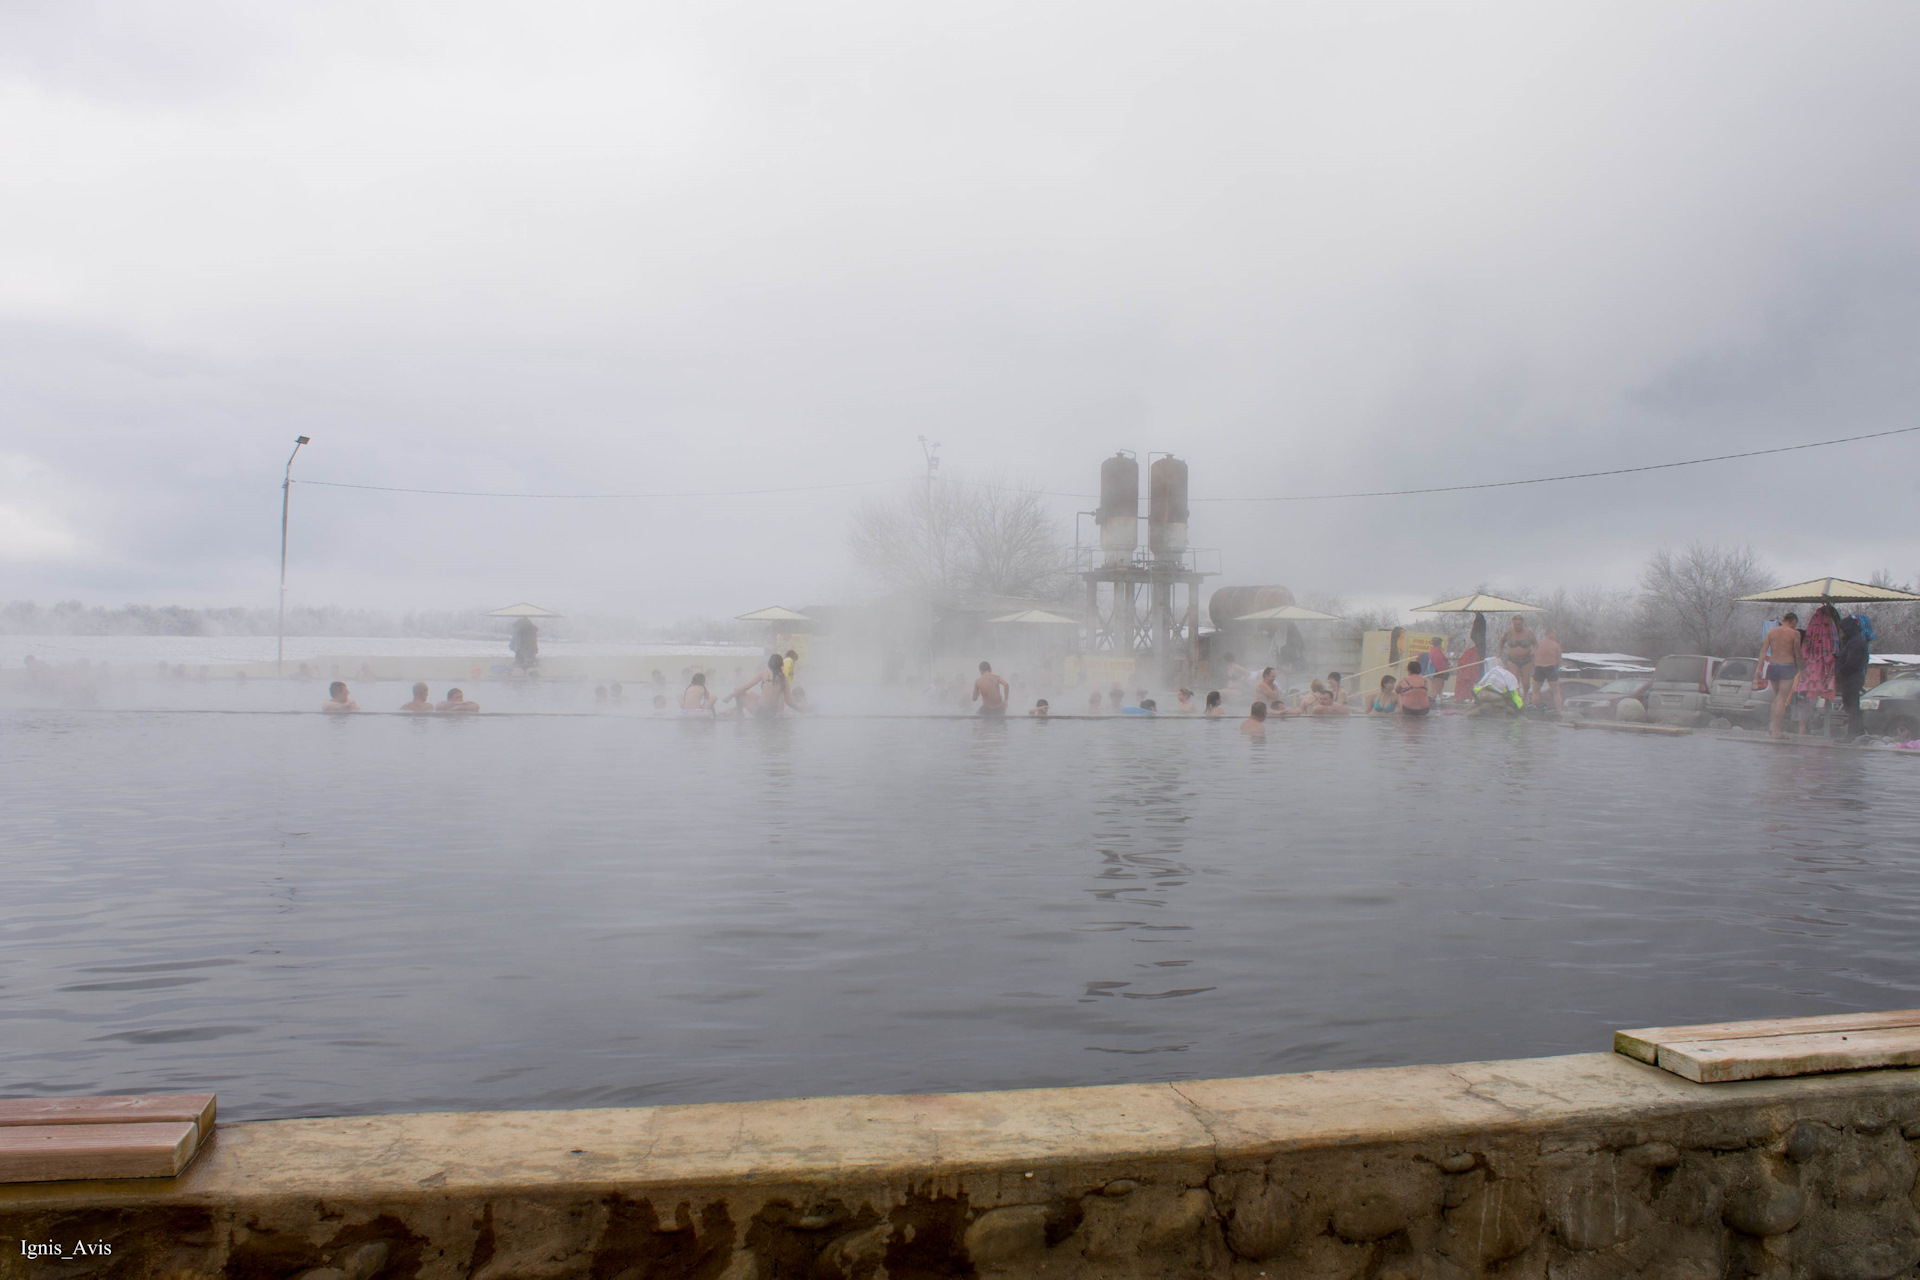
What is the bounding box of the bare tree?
[1638,542,1770,656]
[849,474,1069,601]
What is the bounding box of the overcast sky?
[3,1,1918,620]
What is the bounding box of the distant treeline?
[0,602,750,645]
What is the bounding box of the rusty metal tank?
[1148,455,1189,560]
[1097,452,1139,566]
[1207,585,1294,631]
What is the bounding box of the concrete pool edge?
[6,1051,1920,1276]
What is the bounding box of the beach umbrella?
[1235,604,1345,622]
[1737,578,1920,605]
[989,608,1081,625]
[485,603,562,617]
[736,606,813,622]
[1410,593,1543,614]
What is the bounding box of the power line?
[296,422,1917,503]
[1193,423,1920,502]
[297,477,898,499]
[1003,423,1920,503]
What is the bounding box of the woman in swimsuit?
[1368,675,1399,714]
[728,654,796,717]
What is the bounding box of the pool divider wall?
[4,1051,1920,1278]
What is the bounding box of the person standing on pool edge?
[1759,611,1803,739]
[972,661,1009,716]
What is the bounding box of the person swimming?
[1254,667,1282,705]
[437,688,480,713]
[1027,698,1050,717]
[1174,688,1195,713]
[1086,690,1103,714]
[322,681,359,713]
[1240,701,1267,736]
[400,682,434,712]
[1204,690,1225,716]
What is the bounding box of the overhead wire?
[296,422,1919,503]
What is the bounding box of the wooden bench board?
[1657,1028,1920,1083]
[0,1121,199,1183]
[1615,1010,1920,1063]
[1616,1010,1920,1082]
[0,1093,216,1140]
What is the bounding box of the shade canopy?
[1235,604,1344,623]
[1737,578,1920,605]
[1411,593,1543,614]
[736,606,813,622]
[485,603,562,618]
[990,608,1080,625]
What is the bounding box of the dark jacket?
[1836,617,1869,685]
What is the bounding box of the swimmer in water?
[437,688,480,713]
[1086,690,1103,714]
[680,672,715,713]
[1107,684,1125,712]
[1204,690,1225,716]
[1368,675,1399,714]
[1028,698,1050,717]
[1240,701,1268,736]
[973,661,1009,715]
[1174,688,1196,713]
[1254,667,1282,705]
[1302,679,1354,716]
[400,682,434,712]
[322,681,359,713]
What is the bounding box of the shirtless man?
[1240,700,1268,737]
[1302,680,1355,715]
[1530,628,1564,710]
[1254,667,1282,705]
[437,688,480,713]
[680,672,715,713]
[322,681,359,713]
[400,682,434,712]
[1759,612,1804,739]
[1501,616,1537,704]
[972,661,1009,716]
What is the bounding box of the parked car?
[1862,674,1920,742]
[1708,657,1778,727]
[1563,676,1654,720]
[1645,654,1720,725]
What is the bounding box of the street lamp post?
[917,435,940,678]
[277,436,311,675]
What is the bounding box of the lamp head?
[295,436,311,445]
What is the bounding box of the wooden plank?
[0,1094,215,1140]
[1657,1028,1920,1084]
[1614,1010,1920,1063]
[0,1121,198,1183]
[1562,721,1691,735]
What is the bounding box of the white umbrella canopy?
[990,609,1081,625]
[1738,578,1920,605]
[1411,593,1543,614]
[736,606,813,622]
[485,603,562,617]
[1236,604,1344,622]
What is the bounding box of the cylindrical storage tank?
[1207,585,1294,632]
[1148,456,1189,559]
[1098,453,1139,566]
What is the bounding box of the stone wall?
[5,1052,1920,1279]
